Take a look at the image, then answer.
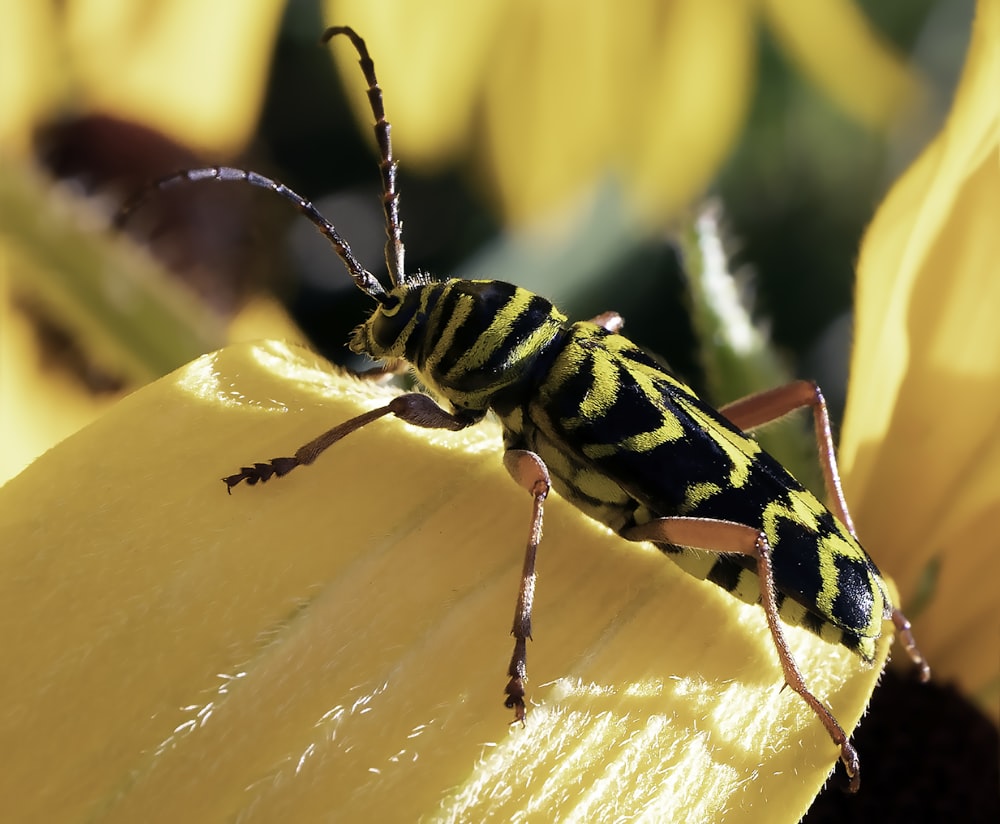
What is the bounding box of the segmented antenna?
[112,26,408,304]
[322,26,406,287]
[114,167,387,301]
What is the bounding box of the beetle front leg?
[223,393,479,491]
[625,516,861,792]
[501,449,551,722]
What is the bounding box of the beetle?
[116,25,929,792]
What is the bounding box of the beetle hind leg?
[891,608,931,682]
[625,516,862,792]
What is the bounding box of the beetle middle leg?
[625,515,862,792]
[500,449,551,722]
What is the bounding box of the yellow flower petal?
[1,341,898,820]
[65,0,286,155]
[0,0,64,152]
[840,0,1000,719]
[626,0,755,223]
[763,0,921,128]
[479,0,628,222]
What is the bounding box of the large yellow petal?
[840,0,999,719]
[0,341,896,821]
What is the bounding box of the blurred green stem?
[0,161,223,384]
[679,203,822,492]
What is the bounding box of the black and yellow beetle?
[117,26,929,792]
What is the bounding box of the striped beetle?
[117,26,929,791]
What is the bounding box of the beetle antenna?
[114,167,389,302]
[322,26,405,287]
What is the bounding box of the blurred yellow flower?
[0,0,285,156]
[0,0,287,484]
[326,0,919,224]
[840,0,999,722]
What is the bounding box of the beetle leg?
[500,449,551,723]
[718,381,930,679]
[588,311,625,334]
[891,608,931,682]
[223,393,478,492]
[625,515,862,792]
[719,380,855,535]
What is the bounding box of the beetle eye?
[380,294,402,316]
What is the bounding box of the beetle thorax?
[351,279,567,414]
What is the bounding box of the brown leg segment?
[892,608,931,682]
[718,380,855,536]
[625,515,861,792]
[718,381,930,678]
[501,449,551,722]
[588,311,625,334]
[223,393,476,491]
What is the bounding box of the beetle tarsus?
[222,457,301,493]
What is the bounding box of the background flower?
[0,1,963,485]
[0,0,285,155]
[325,0,920,224]
[840,0,1000,724]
